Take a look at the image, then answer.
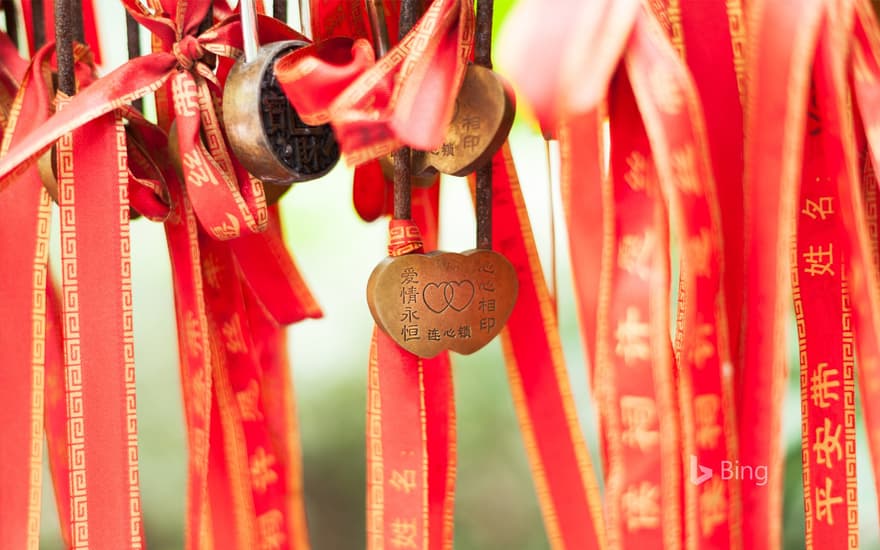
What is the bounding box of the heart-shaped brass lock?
[410,64,514,177]
[367,249,518,357]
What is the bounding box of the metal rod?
[126,13,142,111]
[55,0,75,96]
[2,0,18,47]
[240,0,259,62]
[365,0,390,57]
[474,0,494,249]
[273,0,286,24]
[391,0,422,220]
[71,0,83,42]
[197,0,213,35]
[474,0,493,68]
[31,0,45,49]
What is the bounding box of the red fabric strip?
[740,0,825,547]
[559,110,605,384]
[45,280,72,548]
[58,110,144,549]
[794,79,859,548]
[0,45,54,550]
[601,70,680,550]
[165,169,215,550]
[275,0,474,164]
[491,143,605,550]
[411,183,456,550]
[627,7,741,548]
[368,328,430,550]
[678,0,747,407]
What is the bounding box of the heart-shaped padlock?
[410,63,514,177]
[365,0,517,359]
[222,0,339,186]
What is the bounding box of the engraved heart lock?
[410,64,514,177]
[222,0,340,189]
[365,0,517,358]
[367,248,518,357]
[410,0,514,180]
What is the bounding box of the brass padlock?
[411,64,514,178]
[364,0,518,359]
[222,0,339,186]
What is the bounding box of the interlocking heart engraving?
[367,249,518,357]
[423,280,474,313]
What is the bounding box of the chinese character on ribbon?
[803,244,835,276]
[390,518,418,549]
[815,477,844,526]
[615,307,651,365]
[802,197,834,220]
[621,482,660,531]
[694,394,722,449]
[811,362,841,408]
[813,418,843,469]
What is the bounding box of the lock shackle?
[365,0,391,57]
[240,0,260,62]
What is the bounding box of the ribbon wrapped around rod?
[274,0,473,166]
[0,2,305,241]
[21,0,104,63]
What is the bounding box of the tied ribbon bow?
[0,0,304,241]
[274,0,474,166]
[172,34,206,71]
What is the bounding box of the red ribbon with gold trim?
[504,2,741,548]
[0,5,303,240]
[367,179,455,550]
[0,40,54,550]
[483,143,605,550]
[627,7,741,548]
[676,0,747,406]
[598,70,682,550]
[56,99,145,549]
[793,81,859,548]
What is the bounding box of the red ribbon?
[0,41,54,550]
[484,144,606,550]
[0,5,303,241]
[794,81,860,548]
[275,0,474,165]
[367,179,455,550]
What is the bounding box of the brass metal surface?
[411,64,514,177]
[366,249,518,357]
[222,40,339,186]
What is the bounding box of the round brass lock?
[223,40,340,186]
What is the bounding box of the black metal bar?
[71,0,83,42]
[197,0,213,35]
[474,0,493,249]
[126,13,142,110]
[2,0,18,47]
[55,0,75,96]
[391,0,420,221]
[273,0,286,23]
[31,0,45,49]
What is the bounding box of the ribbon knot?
[388,219,424,256]
[173,36,205,70]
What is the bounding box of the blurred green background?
[32,1,880,548]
